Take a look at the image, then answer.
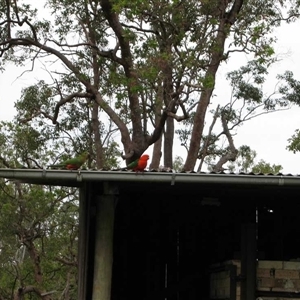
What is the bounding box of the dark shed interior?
[0,169,299,300]
[83,178,300,300]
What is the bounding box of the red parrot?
[126,154,150,172]
[48,152,89,170]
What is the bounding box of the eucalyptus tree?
[177,60,299,172]
[287,129,300,154]
[0,88,121,299]
[0,180,79,299]
[1,0,300,171]
[285,72,300,154]
[0,121,80,299]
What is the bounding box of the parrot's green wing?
[63,156,82,165]
[125,158,139,170]
[69,153,88,166]
[47,162,66,168]
[48,152,88,169]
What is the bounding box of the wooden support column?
[240,223,257,300]
[78,185,90,299]
[92,182,118,300]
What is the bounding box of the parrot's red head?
[140,154,149,161]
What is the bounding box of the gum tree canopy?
[1,0,300,170]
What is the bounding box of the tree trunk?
[164,117,174,168]
[184,0,244,171]
[150,136,162,170]
[91,102,104,169]
[150,84,164,169]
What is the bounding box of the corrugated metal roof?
[0,168,300,188]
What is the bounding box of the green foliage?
[0,80,121,298]
[0,116,81,298]
[251,160,283,174]
[279,72,300,153]
[227,145,282,174]
[277,71,300,105]
[227,60,267,104]
[103,141,123,169]
[287,129,300,154]
[227,145,257,173]
[1,0,300,296]
[2,0,300,171]
[173,155,184,172]
[0,180,79,298]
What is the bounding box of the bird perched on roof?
[124,154,150,172]
[48,152,89,170]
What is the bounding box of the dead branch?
[148,84,186,145]
[14,286,53,300]
[53,92,91,124]
[197,105,220,172]
[19,109,57,124]
[121,150,134,160]
[56,256,77,267]
[26,157,43,169]
[213,111,238,172]
[166,111,188,121]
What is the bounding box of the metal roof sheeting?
[0,168,300,188]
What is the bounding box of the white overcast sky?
[229,20,300,175]
[0,17,300,173]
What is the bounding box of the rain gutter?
[0,169,299,187]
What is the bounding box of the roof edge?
[0,169,299,187]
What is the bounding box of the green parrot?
[48,152,89,170]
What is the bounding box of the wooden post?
[241,223,257,300]
[78,183,92,299]
[92,182,118,300]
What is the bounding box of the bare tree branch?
[213,111,238,172]
[197,105,220,172]
[53,92,91,124]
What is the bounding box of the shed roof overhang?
[0,168,300,192]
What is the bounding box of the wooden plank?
[92,182,118,300]
[77,183,92,299]
[241,223,257,300]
